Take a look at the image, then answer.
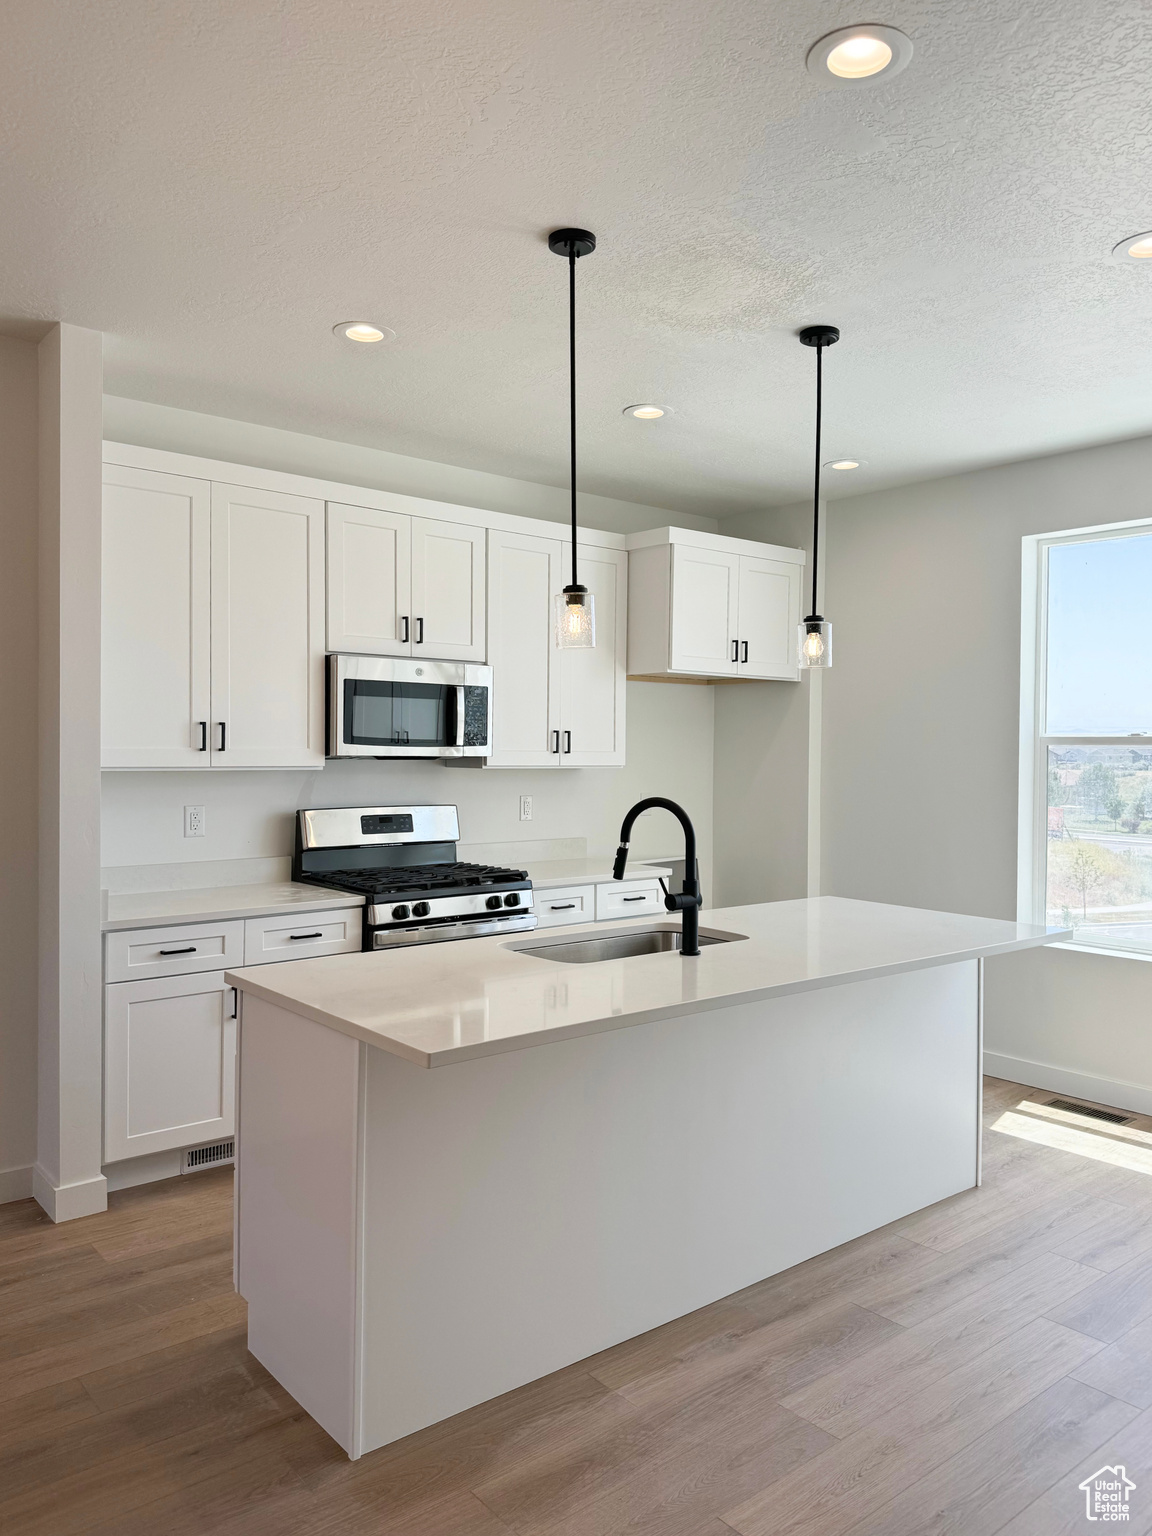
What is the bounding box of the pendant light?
[797,324,840,668]
[548,227,597,648]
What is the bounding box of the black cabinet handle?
[741,640,749,663]
[416,617,424,644]
[552,730,561,753]
[198,721,207,751]
[563,730,571,753]
[730,639,738,662]
[623,895,646,902]
[218,722,227,751]
[159,945,197,956]
[230,987,238,1020]
[288,932,324,941]
[550,903,576,911]
[400,615,410,643]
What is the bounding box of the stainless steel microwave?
[327,655,492,759]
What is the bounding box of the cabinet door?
[410,517,486,661]
[669,546,740,675]
[211,483,325,767]
[101,464,212,767]
[326,503,412,656]
[559,544,627,766]
[737,556,801,680]
[486,530,562,766]
[104,971,236,1161]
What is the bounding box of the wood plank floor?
[3,1075,1152,1535]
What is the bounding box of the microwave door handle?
[455,686,466,747]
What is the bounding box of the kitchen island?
[226,895,1065,1459]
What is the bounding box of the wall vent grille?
[185,1139,235,1171]
[1046,1098,1131,1125]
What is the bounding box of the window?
[1022,524,1152,955]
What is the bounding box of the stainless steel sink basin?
[508,924,746,965]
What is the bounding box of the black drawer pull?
[741,640,749,663]
[623,895,646,903]
[198,721,207,751]
[550,903,576,911]
[159,946,197,956]
[288,932,324,941]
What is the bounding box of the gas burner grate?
[320,862,529,897]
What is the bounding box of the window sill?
[1050,940,1152,964]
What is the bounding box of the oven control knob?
[485,894,503,910]
[503,893,520,908]
[391,904,410,921]
[412,901,431,918]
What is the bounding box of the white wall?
[101,682,716,897]
[711,500,814,907]
[816,433,1152,1111]
[103,397,719,537]
[0,337,40,1202]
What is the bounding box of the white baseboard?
[0,1165,33,1205]
[984,1051,1152,1118]
[32,1165,109,1223]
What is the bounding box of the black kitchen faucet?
[612,798,702,957]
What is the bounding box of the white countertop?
[101,864,664,931]
[102,882,365,932]
[226,896,1069,1069]
[522,858,672,890]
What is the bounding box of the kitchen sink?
[507,924,746,965]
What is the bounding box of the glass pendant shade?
[798,616,832,668]
[556,587,596,649]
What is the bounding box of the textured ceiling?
[3,0,1152,516]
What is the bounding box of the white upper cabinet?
[102,464,212,768]
[410,516,486,660]
[558,543,627,766]
[327,504,486,661]
[486,530,626,767]
[626,527,805,682]
[101,463,325,769]
[486,530,561,766]
[210,483,326,768]
[326,504,411,656]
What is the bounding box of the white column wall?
[35,323,106,1221]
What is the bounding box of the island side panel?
[358,958,979,1454]
[236,994,363,1456]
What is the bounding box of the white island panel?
[237,956,982,1458]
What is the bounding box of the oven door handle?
[454,686,466,747]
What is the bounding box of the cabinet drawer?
[533,885,596,929]
[595,880,664,922]
[243,907,363,964]
[105,920,245,983]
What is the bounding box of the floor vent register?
[185,1139,235,1172]
[1046,1098,1132,1125]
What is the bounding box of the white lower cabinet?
[104,970,236,1162]
[594,879,663,922]
[242,907,362,964]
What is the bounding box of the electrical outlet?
[184,804,206,838]
[519,795,533,823]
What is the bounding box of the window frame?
[1019,516,1152,955]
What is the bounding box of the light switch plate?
[184,804,206,838]
[519,795,533,822]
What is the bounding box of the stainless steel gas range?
[292,804,536,950]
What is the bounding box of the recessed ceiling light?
[825,458,866,470]
[1112,232,1152,262]
[623,404,668,419]
[806,24,913,84]
[334,321,395,343]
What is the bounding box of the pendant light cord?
[810,339,824,619]
[569,246,579,589]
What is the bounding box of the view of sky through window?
[1046,533,1152,734]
